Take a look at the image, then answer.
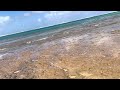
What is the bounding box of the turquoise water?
[0,11,120,42]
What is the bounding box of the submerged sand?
[0,15,120,79]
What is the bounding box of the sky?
[0,11,115,37]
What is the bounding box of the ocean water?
[0,11,120,42]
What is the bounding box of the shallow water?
[0,12,120,79]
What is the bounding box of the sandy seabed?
[0,15,120,79]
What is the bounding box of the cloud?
[0,16,10,36]
[0,16,10,25]
[24,13,31,16]
[23,11,45,17]
[45,11,72,18]
[31,11,45,14]
[44,11,73,25]
[23,11,44,17]
[38,18,41,22]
